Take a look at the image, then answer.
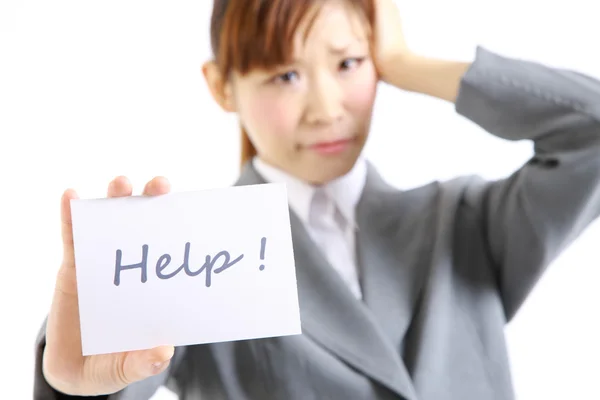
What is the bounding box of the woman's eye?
[340,57,364,71]
[273,71,299,83]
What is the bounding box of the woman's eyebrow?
[327,38,367,54]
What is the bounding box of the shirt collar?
[252,156,367,229]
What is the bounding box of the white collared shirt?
[253,157,367,299]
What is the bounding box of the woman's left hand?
[372,0,470,102]
[372,0,413,84]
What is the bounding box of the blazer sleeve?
[455,47,600,321]
[33,318,187,400]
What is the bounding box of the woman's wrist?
[381,52,472,103]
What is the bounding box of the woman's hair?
[209,0,376,168]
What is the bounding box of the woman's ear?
[202,61,236,112]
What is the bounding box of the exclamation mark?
[259,237,267,271]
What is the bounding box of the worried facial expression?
[225,1,379,184]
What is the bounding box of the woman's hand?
[42,176,175,396]
[372,0,412,85]
[372,0,471,102]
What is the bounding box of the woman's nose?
[304,75,344,125]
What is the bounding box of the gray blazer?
[34,47,600,400]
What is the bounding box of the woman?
[36,0,600,399]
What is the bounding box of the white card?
[70,183,301,356]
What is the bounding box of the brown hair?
[209,0,376,168]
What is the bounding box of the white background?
[0,0,598,399]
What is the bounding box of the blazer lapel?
[235,162,418,400]
[356,163,435,362]
[356,165,420,351]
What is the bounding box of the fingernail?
[150,361,167,374]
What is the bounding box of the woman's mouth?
[308,137,355,155]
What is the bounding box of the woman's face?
[227,1,379,184]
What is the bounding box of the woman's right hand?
[42,176,175,396]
